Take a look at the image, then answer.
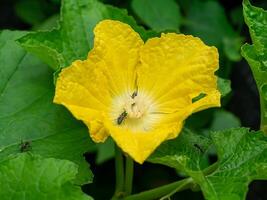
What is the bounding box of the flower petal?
[54,20,143,142]
[137,33,220,138]
[89,20,144,95]
[104,119,183,164]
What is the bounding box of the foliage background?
[0,0,267,199]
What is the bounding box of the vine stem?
[123,178,193,200]
[124,156,134,195]
[112,145,125,200]
[159,178,192,200]
[123,161,219,200]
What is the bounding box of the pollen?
[125,92,146,119]
[111,90,159,132]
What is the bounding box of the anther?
[131,91,138,99]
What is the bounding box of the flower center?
[111,90,159,132]
[124,94,146,119]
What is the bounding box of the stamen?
[111,90,157,131]
[131,91,138,99]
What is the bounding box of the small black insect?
[20,140,32,152]
[117,111,127,125]
[194,144,204,153]
[131,91,138,99]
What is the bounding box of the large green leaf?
[0,30,95,184]
[15,0,56,26]
[131,0,181,32]
[217,77,231,97]
[18,0,156,71]
[241,0,267,133]
[0,153,93,200]
[150,128,267,200]
[209,109,241,131]
[96,138,115,164]
[33,14,60,31]
[148,129,212,172]
[183,0,242,62]
[200,128,267,200]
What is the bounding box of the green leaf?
[131,0,181,32]
[18,0,157,71]
[185,109,214,130]
[183,1,242,62]
[33,14,60,31]
[15,0,57,26]
[150,128,267,200]
[209,109,241,131]
[241,0,267,133]
[15,0,47,25]
[223,36,244,62]
[0,153,93,200]
[0,30,95,184]
[242,0,267,53]
[200,128,267,200]
[148,128,212,172]
[230,6,244,31]
[96,138,115,164]
[217,77,231,97]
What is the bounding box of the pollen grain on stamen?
[111,90,159,132]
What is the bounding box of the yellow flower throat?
[124,92,145,119]
[112,90,158,132]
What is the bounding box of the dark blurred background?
[1,0,267,199]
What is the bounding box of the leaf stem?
[112,145,125,199]
[203,161,219,175]
[124,156,134,195]
[123,178,193,200]
[123,161,219,200]
[259,96,267,133]
[159,178,193,200]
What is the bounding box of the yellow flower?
[54,20,220,164]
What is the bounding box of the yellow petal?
[88,20,144,95]
[136,33,220,140]
[87,120,108,143]
[104,118,183,164]
[54,20,143,142]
